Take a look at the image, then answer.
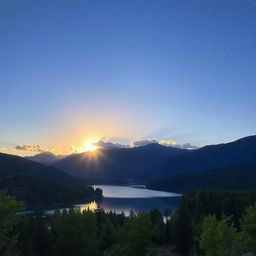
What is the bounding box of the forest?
[1,189,256,256]
[0,153,102,206]
[147,163,256,193]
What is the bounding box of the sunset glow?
[1,0,256,156]
[79,141,99,152]
[79,201,98,212]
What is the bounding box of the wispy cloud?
[91,139,198,150]
[180,143,198,150]
[159,140,198,149]
[94,140,130,148]
[14,144,61,153]
[12,138,198,156]
[15,144,47,152]
[131,139,158,147]
[69,146,80,153]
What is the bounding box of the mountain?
[0,153,102,206]
[26,152,66,165]
[53,144,187,184]
[147,162,256,193]
[53,135,256,184]
[160,135,256,176]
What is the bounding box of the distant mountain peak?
[33,151,56,156]
[138,143,165,148]
[26,152,66,166]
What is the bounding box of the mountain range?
[48,135,256,185]
[52,144,187,184]
[2,135,256,201]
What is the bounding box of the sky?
[1,0,256,156]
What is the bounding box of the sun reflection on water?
[79,201,98,212]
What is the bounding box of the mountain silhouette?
[162,135,256,175]
[26,152,66,165]
[53,144,187,184]
[0,153,101,205]
[53,136,256,184]
[148,162,256,192]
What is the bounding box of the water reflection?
[92,185,181,198]
[74,185,182,216]
[20,185,181,216]
[78,201,98,212]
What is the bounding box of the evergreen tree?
[17,214,53,256]
[172,201,192,256]
[199,215,244,256]
[51,208,99,256]
[241,203,256,254]
[0,191,24,256]
[127,213,153,256]
[149,209,166,244]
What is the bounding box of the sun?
[79,141,98,152]
[85,142,98,152]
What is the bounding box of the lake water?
[78,185,181,215]
[93,185,180,198]
[21,185,182,216]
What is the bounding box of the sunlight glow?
[78,140,99,152]
[79,201,98,212]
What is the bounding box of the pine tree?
[199,215,244,256]
[172,200,192,256]
[241,203,256,254]
[0,191,24,255]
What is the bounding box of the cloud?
[131,139,158,147]
[15,140,198,155]
[131,139,198,150]
[15,144,49,152]
[69,146,80,153]
[159,140,178,147]
[180,143,198,150]
[159,140,198,149]
[94,140,130,148]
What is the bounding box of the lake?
[21,185,182,216]
[92,185,181,198]
[77,185,182,216]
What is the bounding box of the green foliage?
[127,213,153,256]
[181,190,256,227]
[241,203,256,254]
[98,217,115,250]
[169,190,256,255]
[199,215,245,256]
[16,214,53,256]
[103,243,125,256]
[172,200,193,256]
[3,189,256,256]
[0,191,24,255]
[149,209,166,244]
[51,208,99,256]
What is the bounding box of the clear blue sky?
[1,0,256,155]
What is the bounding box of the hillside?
[26,152,66,165]
[162,135,256,175]
[147,163,256,193]
[0,153,102,206]
[53,144,187,184]
[52,136,256,184]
